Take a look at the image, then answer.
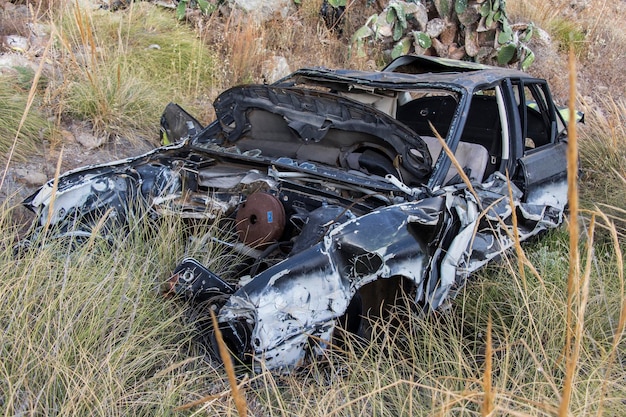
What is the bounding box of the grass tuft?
[548,18,588,56]
[50,2,218,143]
[579,97,626,235]
[0,76,55,162]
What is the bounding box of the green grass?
[0,74,55,161]
[53,2,218,143]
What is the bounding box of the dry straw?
[558,42,583,417]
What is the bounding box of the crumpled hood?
[210,84,433,181]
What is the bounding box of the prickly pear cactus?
[352,0,535,70]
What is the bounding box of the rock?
[61,129,76,144]
[228,0,293,22]
[0,53,39,75]
[426,18,446,38]
[13,168,48,186]
[532,27,552,47]
[27,22,48,38]
[72,124,105,149]
[262,55,291,84]
[3,35,29,53]
[153,0,176,8]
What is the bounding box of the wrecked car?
[22,55,574,370]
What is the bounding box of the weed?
[549,18,588,56]
[0,75,54,161]
[49,2,217,143]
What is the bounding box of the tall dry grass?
[46,2,218,143]
[578,97,626,236]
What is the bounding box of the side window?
[395,90,460,139]
[455,87,503,181]
[513,82,554,152]
[512,81,567,201]
[425,87,504,185]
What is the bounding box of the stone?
[72,124,105,150]
[262,55,291,84]
[3,35,29,53]
[228,0,293,23]
[13,168,48,186]
[61,129,77,144]
[426,18,446,38]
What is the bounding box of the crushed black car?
[22,55,575,370]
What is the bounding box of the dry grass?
[578,96,626,236]
[42,2,218,143]
[508,0,626,104]
[198,0,381,92]
[214,14,267,85]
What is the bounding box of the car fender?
[217,198,452,369]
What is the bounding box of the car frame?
[22,55,574,370]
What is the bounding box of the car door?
[511,80,569,208]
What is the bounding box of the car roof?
[279,54,537,92]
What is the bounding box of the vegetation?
[351,0,536,68]
[1,0,625,415]
[54,3,218,142]
[0,72,56,161]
